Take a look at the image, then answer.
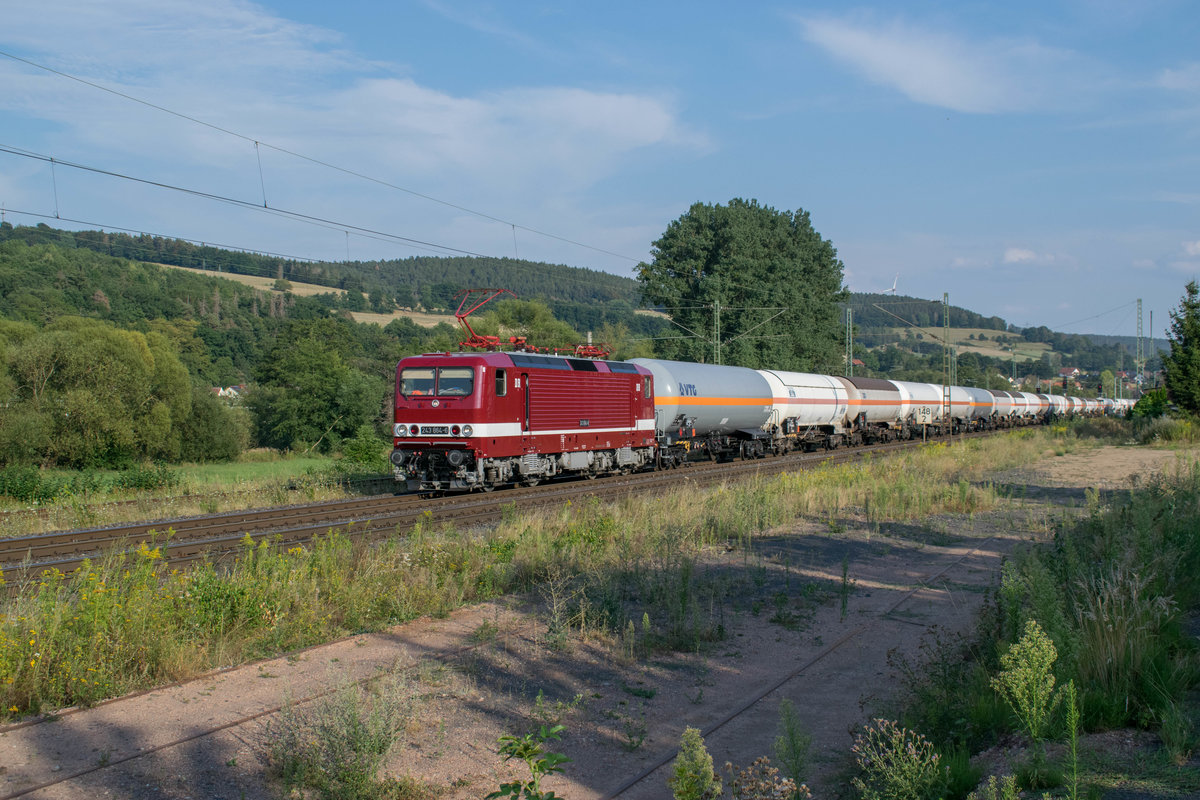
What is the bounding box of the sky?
[2,1,1198,339]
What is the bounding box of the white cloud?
[1003,248,1038,263]
[1184,241,1200,256]
[792,15,1094,113]
[1157,63,1200,91]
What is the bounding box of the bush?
[336,424,391,474]
[1069,416,1128,441]
[0,466,105,503]
[1132,415,1198,444]
[111,463,179,492]
[1130,388,1168,420]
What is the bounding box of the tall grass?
[2,429,1072,719]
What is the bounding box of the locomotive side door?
[521,373,531,433]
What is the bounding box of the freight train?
[390,352,1130,493]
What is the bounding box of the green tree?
[4,318,193,467]
[483,299,582,350]
[1163,280,1200,415]
[178,386,250,462]
[638,199,847,370]
[248,335,382,453]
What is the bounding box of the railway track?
[0,430,998,587]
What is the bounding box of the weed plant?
[773,698,812,790]
[487,724,571,800]
[724,757,803,799]
[670,726,722,800]
[850,718,945,800]
[270,670,418,800]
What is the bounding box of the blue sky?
[2,1,1198,338]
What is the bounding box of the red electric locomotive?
[390,351,656,492]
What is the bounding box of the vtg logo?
[679,383,698,396]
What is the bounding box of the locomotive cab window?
[400,368,435,396]
[644,376,652,399]
[437,367,474,397]
[494,368,507,397]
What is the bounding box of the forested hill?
[846,293,1008,331]
[0,222,640,309]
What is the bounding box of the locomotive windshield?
[399,366,475,397]
[400,368,435,396]
[437,367,474,396]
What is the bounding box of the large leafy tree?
[248,334,382,453]
[1,317,194,466]
[1163,280,1200,415]
[638,199,847,371]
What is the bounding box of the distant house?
[1058,367,1081,378]
[211,384,247,401]
[851,358,865,367]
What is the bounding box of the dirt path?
[0,445,1192,800]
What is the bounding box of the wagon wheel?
[481,483,495,493]
[523,477,541,487]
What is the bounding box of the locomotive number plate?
[420,425,450,435]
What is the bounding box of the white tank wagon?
[829,376,907,444]
[630,358,775,462]
[892,380,949,431]
[956,385,995,430]
[987,389,1017,425]
[1044,393,1069,418]
[759,369,853,451]
[1010,391,1030,420]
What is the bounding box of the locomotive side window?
[438,367,474,397]
[495,368,507,397]
[644,376,652,399]
[400,368,435,396]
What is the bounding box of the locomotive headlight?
[409,424,419,436]
[394,424,407,437]
[451,425,461,436]
[462,424,473,437]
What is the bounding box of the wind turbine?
[882,274,899,295]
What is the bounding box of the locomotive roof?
[411,350,644,374]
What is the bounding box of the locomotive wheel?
[481,483,495,492]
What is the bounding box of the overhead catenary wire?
[0,143,491,259]
[0,47,641,265]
